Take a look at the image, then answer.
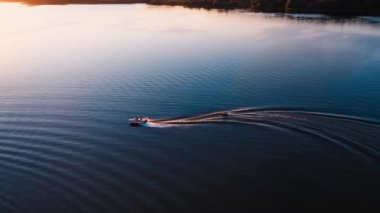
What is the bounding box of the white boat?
[129,117,148,127]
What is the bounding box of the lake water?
[0,3,380,212]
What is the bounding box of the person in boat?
[221,112,228,117]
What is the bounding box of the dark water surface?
[1,3,380,212]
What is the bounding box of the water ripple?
[139,108,380,162]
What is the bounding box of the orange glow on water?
[0,3,281,78]
[0,2,378,82]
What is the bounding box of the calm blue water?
[0,3,380,212]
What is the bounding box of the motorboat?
[129,117,149,127]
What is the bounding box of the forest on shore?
[150,0,380,15]
[4,0,380,15]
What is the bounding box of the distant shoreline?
[2,0,380,16]
[149,0,380,17]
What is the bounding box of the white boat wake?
[131,108,380,160]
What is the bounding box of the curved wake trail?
[141,108,380,160]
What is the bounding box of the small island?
[3,0,380,16]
